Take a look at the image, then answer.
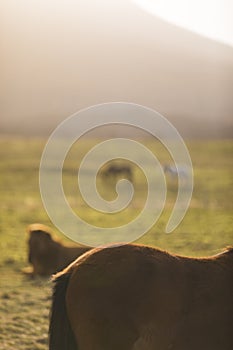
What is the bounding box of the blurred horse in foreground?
[49,243,233,350]
[23,223,90,276]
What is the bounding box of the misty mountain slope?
[1,0,233,137]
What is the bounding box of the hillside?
[1,0,233,137]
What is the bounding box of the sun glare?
[131,0,233,46]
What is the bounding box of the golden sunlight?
[131,0,233,46]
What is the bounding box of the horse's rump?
[50,244,233,350]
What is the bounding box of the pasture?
[0,137,232,349]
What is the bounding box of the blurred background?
[1,0,233,137]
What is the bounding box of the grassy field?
[0,137,232,349]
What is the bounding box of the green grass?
[0,137,232,349]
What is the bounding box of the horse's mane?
[27,223,52,235]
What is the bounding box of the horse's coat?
[49,244,233,350]
[25,224,90,276]
[102,164,133,181]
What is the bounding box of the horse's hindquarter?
[65,246,185,349]
[65,245,233,350]
[173,259,233,350]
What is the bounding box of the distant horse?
[49,244,233,350]
[24,223,90,276]
[102,164,133,181]
[163,164,188,180]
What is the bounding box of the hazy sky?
[1,0,233,137]
[132,0,233,46]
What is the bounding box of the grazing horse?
[49,244,233,350]
[24,223,90,276]
[163,164,188,180]
[102,164,133,181]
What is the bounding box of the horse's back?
[65,245,184,349]
[56,244,233,350]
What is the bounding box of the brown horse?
[24,223,90,276]
[49,244,233,350]
[102,164,133,181]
